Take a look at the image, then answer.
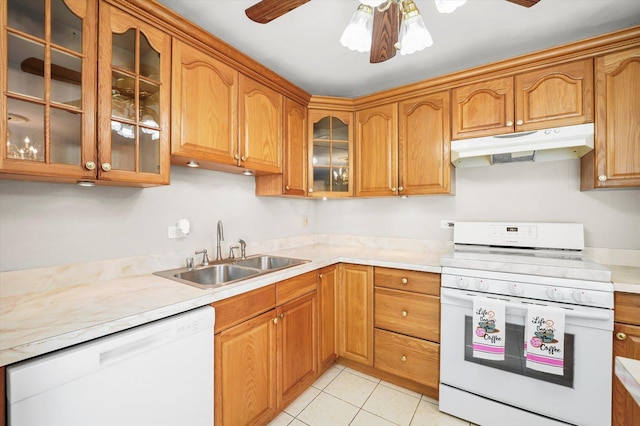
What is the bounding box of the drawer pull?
[401,355,407,362]
[616,332,627,341]
[401,278,408,284]
[401,310,408,317]
[273,317,278,324]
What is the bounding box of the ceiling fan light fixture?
[434,0,467,14]
[398,0,432,55]
[340,4,374,52]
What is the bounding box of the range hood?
[450,123,594,168]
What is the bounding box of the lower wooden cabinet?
[338,264,374,366]
[318,265,338,373]
[612,292,640,426]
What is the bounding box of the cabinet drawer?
[277,271,317,305]
[374,267,440,296]
[615,292,640,326]
[375,287,439,342]
[212,284,276,333]
[374,328,439,389]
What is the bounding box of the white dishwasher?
[6,305,214,426]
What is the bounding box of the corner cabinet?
[452,59,594,139]
[1,0,97,182]
[308,110,354,198]
[97,1,171,185]
[581,47,640,189]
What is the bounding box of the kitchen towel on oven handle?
[524,304,565,375]
[472,296,506,361]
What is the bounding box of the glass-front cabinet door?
[97,1,170,185]
[1,0,97,179]
[308,110,353,198]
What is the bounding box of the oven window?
[464,316,574,388]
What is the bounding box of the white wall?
[1,159,639,272]
[315,159,640,249]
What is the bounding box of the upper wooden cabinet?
[355,92,453,197]
[1,0,97,182]
[355,103,398,197]
[171,38,238,169]
[97,1,171,185]
[452,59,594,140]
[255,97,307,196]
[581,47,640,189]
[239,75,283,174]
[308,110,354,198]
[171,45,283,175]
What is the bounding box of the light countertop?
[615,357,640,406]
[1,240,638,368]
[0,244,443,367]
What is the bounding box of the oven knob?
[573,290,591,304]
[546,287,564,300]
[475,279,489,290]
[456,277,469,289]
[508,283,524,295]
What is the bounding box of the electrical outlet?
[168,226,180,239]
[302,215,309,227]
[441,220,455,229]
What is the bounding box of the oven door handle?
[443,292,612,321]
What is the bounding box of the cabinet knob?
[516,119,523,125]
[598,175,607,182]
[401,278,408,284]
[319,273,324,279]
[273,317,278,324]
[280,313,285,319]
[85,161,96,171]
[506,121,513,127]
[398,186,404,192]
[401,355,407,362]
[101,162,112,172]
[401,310,408,317]
[234,153,240,160]
[308,188,314,193]
[391,187,397,192]
[285,185,290,191]
[616,332,627,341]
[241,156,247,162]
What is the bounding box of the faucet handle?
[228,246,239,260]
[195,249,209,266]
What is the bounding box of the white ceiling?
[156,0,640,98]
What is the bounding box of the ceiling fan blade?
[370,2,400,64]
[245,0,310,24]
[505,0,541,7]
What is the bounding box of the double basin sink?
[154,255,310,289]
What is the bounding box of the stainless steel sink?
[232,255,307,271]
[154,255,309,289]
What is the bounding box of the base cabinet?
[612,292,640,426]
[318,265,338,373]
[338,264,374,366]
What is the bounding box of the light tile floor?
[268,363,476,426]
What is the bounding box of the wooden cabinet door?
[355,103,398,197]
[255,97,307,196]
[398,91,452,195]
[451,76,514,139]
[239,75,283,174]
[338,264,374,366]
[318,265,338,373]
[277,291,318,409]
[171,39,238,167]
[1,0,97,181]
[612,323,640,426]
[583,47,640,189]
[515,59,594,131]
[98,2,171,185]
[215,309,277,426]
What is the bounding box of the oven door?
[440,287,613,426]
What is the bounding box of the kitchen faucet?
[216,220,224,261]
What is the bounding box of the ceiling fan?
[245,0,540,63]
